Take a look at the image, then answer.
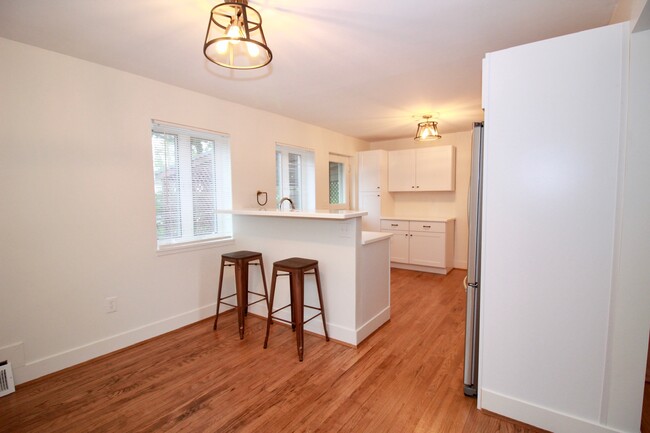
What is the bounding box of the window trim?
[328,153,351,210]
[156,237,234,256]
[151,120,233,252]
[275,143,316,211]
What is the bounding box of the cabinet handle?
[376,186,380,189]
[391,224,398,226]
[416,185,420,188]
[377,195,380,197]
[423,225,431,228]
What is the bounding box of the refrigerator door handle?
[463,275,468,292]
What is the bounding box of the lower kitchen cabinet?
[380,218,455,274]
[380,219,409,263]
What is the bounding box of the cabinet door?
[416,146,456,191]
[359,191,382,231]
[388,149,415,191]
[358,150,385,192]
[388,231,410,263]
[409,232,445,267]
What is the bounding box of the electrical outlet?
[105,296,117,313]
[339,221,352,238]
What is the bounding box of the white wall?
[601,26,650,432]
[369,131,472,269]
[479,22,646,433]
[0,38,369,384]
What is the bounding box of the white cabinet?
[359,191,382,232]
[359,150,385,192]
[358,150,388,231]
[380,219,455,274]
[388,146,456,192]
[386,150,414,191]
[409,232,445,267]
[409,221,448,267]
[380,220,409,263]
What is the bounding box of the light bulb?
[226,23,243,44]
[421,128,430,139]
[247,42,260,57]
[216,40,229,54]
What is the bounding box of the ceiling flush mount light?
[414,115,442,141]
[203,0,272,70]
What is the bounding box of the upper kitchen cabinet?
[388,145,456,192]
[359,150,387,192]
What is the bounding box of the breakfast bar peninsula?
[221,209,391,346]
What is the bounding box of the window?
[329,154,350,210]
[152,121,232,250]
[275,144,315,211]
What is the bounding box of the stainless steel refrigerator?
[463,122,483,397]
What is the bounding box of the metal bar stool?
[214,250,269,340]
[263,257,329,361]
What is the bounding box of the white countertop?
[362,231,392,245]
[381,216,456,222]
[221,209,368,220]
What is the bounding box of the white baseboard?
[14,304,390,385]
[0,342,25,368]
[13,304,220,385]
[302,320,355,346]
[356,307,391,343]
[303,307,390,347]
[390,262,451,274]
[246,302,370,347]
[481,388,628,433]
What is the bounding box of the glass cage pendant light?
[414,115,442,141]
[203,0,272,70]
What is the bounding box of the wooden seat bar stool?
[213,250,269,340]
[263,257,329,361]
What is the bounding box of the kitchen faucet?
[278,197,295,211]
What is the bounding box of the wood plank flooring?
[0,269,551,432]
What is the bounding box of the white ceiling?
[0,0,618,142]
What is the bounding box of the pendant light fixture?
[203,0,272,70]
[414,115,442,141]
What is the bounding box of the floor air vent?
[0,361,16,397]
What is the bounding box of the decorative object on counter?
[256,190,268,208]
[214,250,270,339]
[414,114,442,141]
[264,257,329,361]
[203,0,272,70]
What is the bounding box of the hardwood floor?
[2,269,545,432]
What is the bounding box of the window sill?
[156,237,234,256]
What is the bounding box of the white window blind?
[276,144,315,210]
[152,121,232,250]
